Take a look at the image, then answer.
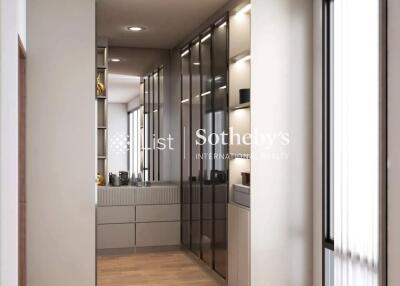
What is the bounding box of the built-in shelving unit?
[228,1,251,190]
[96,47,108,185]
[228,3,251,286]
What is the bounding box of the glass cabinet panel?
[149,75,154,180]
[191,41,201,257]
[212,21,228,278]
[154,72,159,181]
[200,33,214,267]
[181,51,191,249]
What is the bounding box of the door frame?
[18,35,27,286]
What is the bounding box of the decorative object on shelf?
[96,73,106,96]
[241,172,250,186]
[96,173,105,186]
[212,170,227,184]
[239,88,250,104]
[109,172,120,187]
[119,171,129,186]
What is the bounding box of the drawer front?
[136,222,180,247]
[97,206,135,224]
[97,224,135,249]
[136,204,180,222]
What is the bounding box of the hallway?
[97,251,224,286]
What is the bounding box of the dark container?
[239,88,250,104]
[119,171,129,186]
[241,172,250,186]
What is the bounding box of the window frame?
[321,0,388,285]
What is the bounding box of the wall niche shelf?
[228,4,251,285]
[229,49,251,63]
[230,102,250,111]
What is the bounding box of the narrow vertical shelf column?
[96,46,108,185]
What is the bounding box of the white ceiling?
[108,47,169,77]
[108,74,141,103]
[96,0,230,49]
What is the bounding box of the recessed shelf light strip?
[201,33,211,43]
[181,50,189,57]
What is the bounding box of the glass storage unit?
[139,67,164,182]
[180,16,229,279]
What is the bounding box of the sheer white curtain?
[333,0,380,285]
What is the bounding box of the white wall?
[251,0,313,285]
[0,0,26,284]
[313,0,323,285]
[17,0,26,46]
[0,0,19,284]
[108,103,128,174]
[388,0,400,284]
[26,0,96,286]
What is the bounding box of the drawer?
[97,224,135,249]
[97,206,135,224]
[136,204,180,222]
[136,222,180,247]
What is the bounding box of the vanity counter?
[96,183,181,251]
[96,184,180,206]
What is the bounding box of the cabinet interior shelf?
[96,96,107,99]
[229,49,251,64]
[97,66,107,70]
[230,102,250,111]
[98,156,107,159]
[98,126,107,129]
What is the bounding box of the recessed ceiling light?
[193,62,201,66]
[110,58,121,62]
[128,26,144,32]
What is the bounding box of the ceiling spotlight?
[128,26,144,32]
[193,62,201,66]
[110,58,121,62]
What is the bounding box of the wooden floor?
[97,251,223,286]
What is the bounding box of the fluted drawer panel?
[135,186,180,205]
[97,187,135,206]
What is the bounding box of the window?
[323,0,382,285]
